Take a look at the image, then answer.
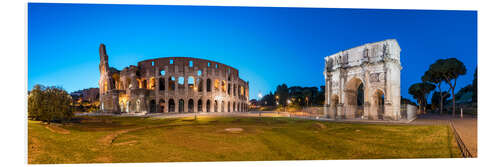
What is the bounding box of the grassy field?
[28,116,461,164]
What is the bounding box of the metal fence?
[449,120,473,158]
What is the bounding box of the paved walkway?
[410,113,477,157]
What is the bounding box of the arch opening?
[373,89,385,120]
[197,99,202,112]
[346,78,364,119]
[168,99,175,112]
[178,99,184,113]
[206,100,211,112]
[188,99,194,113]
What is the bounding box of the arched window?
[188,76,195,90]
[168,76,175,91]
[142,80,147,89]
[221,101,225,112]
[189,61,193,67]
[197,70,202,76]
[188,99,194,113]
[214,79,220,91]
[159,78,165,91]
[206,79,211,92]
[206,100,211,112]
[197,99,202,112]
[214,101,218,112]
[197,78,203,92]
[178,77,185,89]
[149,77,155,90]
[160,69,165,76]
[168,99,175,112]
[222,80,227,92]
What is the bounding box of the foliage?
[429,58,466,116]
[431,91,450,112]
[275,84,289,106]
[260,84,325,107]
[28,84,73,123]
[408,82,436,113]
[454,84,474,103]
[401,97,417,106]
[260,91,276,106]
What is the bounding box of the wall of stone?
[98,45,250,114]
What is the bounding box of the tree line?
[408,58,476,116]
[258,84,325,107]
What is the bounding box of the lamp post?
[275,95,279,117]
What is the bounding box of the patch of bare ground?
[113,140,138,146]
[99,127,144,146]
[224,128,244,133]
[28,137,41,164]
[45,125,70,134]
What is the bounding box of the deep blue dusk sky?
[28,3,477,101]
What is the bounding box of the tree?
[275,84,289,107]
[422,63,447,115]
[431,58,467,117]
[28,85,73,124]
[409,82,436,114]
[260,91,276,106]
[28,84,44,120]
[431,91,450,112]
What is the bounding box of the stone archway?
[372,89,385,120]
[159,99,166,113]
[188,99,194,113]
[324,39,402,120]
[168,99,175,112]
[328,94,340,118]
[345,77,365,119]
[149,100,156,113]
[197,99,203,112]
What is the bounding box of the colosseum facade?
[98,44,250,114]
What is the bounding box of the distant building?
[98,44,250,114]
[70,88,99,102]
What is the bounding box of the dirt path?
[45,125,70,134]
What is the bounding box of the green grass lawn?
[28,116,461,164]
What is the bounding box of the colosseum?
[98,44,250,114]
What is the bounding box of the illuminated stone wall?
[98,44,250,114]
[324,39,402,120]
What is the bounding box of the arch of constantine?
[324,39,402,120]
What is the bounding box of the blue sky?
[28,3,477,101]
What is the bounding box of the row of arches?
[114,76,248,99]
[149,98,249,113]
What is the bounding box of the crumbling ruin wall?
[98,44,250,114]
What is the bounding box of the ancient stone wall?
[98,44,250,114]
